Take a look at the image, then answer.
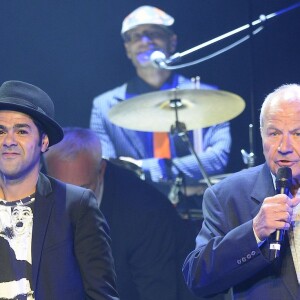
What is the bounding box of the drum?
[201,173,232,185]
[106,158,145,180]
[183,173,232,197]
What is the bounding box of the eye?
[147,31,166,40]
[267,131,278,137]
[125,30,168,43]
[17,129,29,135]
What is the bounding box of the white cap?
[121,5,174,35]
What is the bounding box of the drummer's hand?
[253,194,300,241]
[119,156,142,168]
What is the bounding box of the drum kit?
[108,89,247,223]
[108,87,245,181]
[108,86,246,220]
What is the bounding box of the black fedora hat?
[0,80,63,146]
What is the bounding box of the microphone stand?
[159,2,300,70]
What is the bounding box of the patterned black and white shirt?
[0,194,35,300]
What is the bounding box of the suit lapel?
[250,163,276,217]
[31,174,54,290]
[251,163,276,199]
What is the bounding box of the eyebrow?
[14,123,31,129]
[265,126,300,132]
[0,123,32,130]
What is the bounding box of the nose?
[278,134,293,154]
[3,132,17,147]
[140,35,153,44]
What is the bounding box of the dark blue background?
[1,0,299,174]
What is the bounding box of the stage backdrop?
[1,0,299,173]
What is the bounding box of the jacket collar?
[251,163,276,203]
[32,172,55,290]
[36,172,53,197]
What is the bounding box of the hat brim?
[0,100,63,146]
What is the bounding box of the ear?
[124,43,132,60]
[41,134,49,153]
[98,160,107,183]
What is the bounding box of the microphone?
[150,51,167,68]
[269,167,292,258]
[150,51,182,68]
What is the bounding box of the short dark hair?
[33,119,46,146]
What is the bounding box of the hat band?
[0,97,47,115]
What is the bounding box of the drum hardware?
[168,172,184,205]
[241,123,256,168]
[199,173,232,185]
[166,88,213,188]
[171,121,212,188]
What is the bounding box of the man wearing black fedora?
[0,80,119,299]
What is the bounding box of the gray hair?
[260,83,300,128]
[44,127,102,164]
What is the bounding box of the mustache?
[1,146,21,154]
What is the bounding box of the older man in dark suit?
[183,84,300,299]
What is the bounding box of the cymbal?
[108,89,245,132]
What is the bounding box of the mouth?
[16,221,23,228]
[276,160,295,167]
[137,50,153,60]
[2,152,20,158]
[136,49,163,63]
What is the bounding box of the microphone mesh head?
[276,167,292,189]
[150,51,166,61]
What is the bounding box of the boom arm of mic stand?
[161,2,300,69]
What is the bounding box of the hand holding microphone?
[253,167,300,258]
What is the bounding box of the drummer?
[90,5,231,209]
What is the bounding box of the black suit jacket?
[32,173,119,299]
[101,162,181,300]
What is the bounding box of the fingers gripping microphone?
[270,167,292,258]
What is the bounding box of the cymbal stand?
[169,96,212,188]
[241,123,256,168]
